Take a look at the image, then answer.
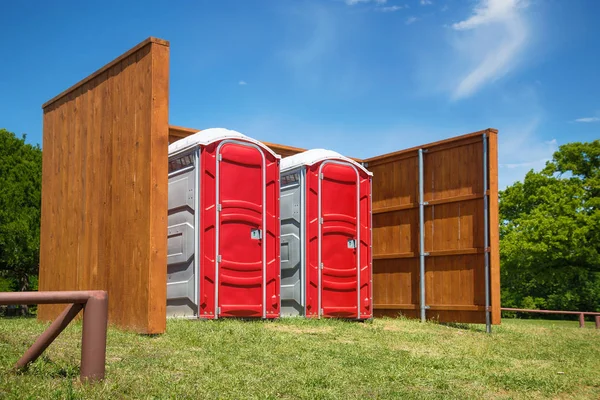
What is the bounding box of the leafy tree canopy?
[0,128,42,292]
[500,140,600,312]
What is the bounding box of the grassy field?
[0,316,599,399]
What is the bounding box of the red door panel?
[320,163,359,318]
[217,142,264,317]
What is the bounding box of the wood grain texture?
[365,129,500,325]
[38,38,170,333]
[38,34,499,329]
[487,130,501,325]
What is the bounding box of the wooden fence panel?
[365,130,500,324]
[169,127,501,325]
[38,38,170,334]
[39,35,499,330]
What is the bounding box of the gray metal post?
[483,134,491,334]
[418,149,427,322]
[194,147,200,316]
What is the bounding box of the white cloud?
[574,117,600,123]
[452,0,525,30]
[280,5,366,95]
[346,0,386,5]
[378,5,404,12]
[406,16,418,24]
[420,0,433,5]
[238,80,247,86]
[281,5,335,87]
[450,0,530,100]
[441,4,449,11]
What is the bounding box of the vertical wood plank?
[366,130,500,325]
[487,129,501,325]
[39,38,170,333]
[147,42,169,333]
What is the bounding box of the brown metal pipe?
[1,290,108,383]
[15,303,84,369]
[0,291,104,305]
[80,291,108,382]
[501,307,600,316]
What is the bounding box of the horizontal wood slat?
[370,129,500,325]
[363,130,496,166]
[374,252,416,260]
[372,192,490,215]
[372,203,418,214]
[374,248,488,260]
[374,304,485,311]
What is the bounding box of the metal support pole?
[418,148,426,322]
[0,290,108,383]
[483,134,491,334]
[194,147,200,316]
[80,291,108,382]
[15,303,83,369]
[579,313,585,328]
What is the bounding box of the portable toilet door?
[167,128,281,319]
[280,149,373,320]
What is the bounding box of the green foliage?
[0,128,42,292]
[500,140,600,312]
[0,277,11,292]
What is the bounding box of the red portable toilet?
[280,149,373,320]
[167,128,280,319]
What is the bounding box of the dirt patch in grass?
[264,324,333,335]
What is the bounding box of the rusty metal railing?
[501,307,600,329]
[0,291,108,382]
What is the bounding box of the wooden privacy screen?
[39,36,499,333]
[366,130,500,324]
[38,38,170,334]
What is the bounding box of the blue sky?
[1,0,599,189]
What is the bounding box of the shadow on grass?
[16,355,80,379]
[439,321,487,332]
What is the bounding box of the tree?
[0,128,42,295]
[499,140,600,312]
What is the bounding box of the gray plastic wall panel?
[167,159,197,318]
[280,168,304,316]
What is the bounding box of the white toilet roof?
[281,149,372,176]
[168,128,280,159]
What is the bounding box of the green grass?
[0,317,599,399]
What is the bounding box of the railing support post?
[0,290,109,383]
[595,316,600,330]
[81,291,109,382]
[15,303,84,369]
[579,313,585,328]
